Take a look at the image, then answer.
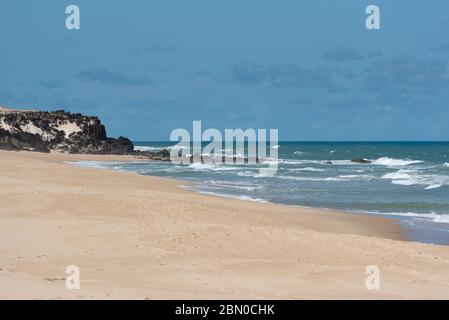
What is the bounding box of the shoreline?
[16,150,408,241]
[67,152,449,246]
[1,150,449,299]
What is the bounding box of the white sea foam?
[188,162,241,171]
[134,145,163,151]
[66,160,121,169]
[293,151,303,155]
[254,171,278,178]
[326,160,359,165]
[289,167,325,172]
[444,163,449,168]
[425,184,443,190]
[135,145,194,152]
[278,159,362,166]
[66,161,147,175]
[317,158,423,167]
[338,174,375,181]
[198,191,268,203]
[278,159,306,165]
[382,169,449,189]
[204,180,263,191]
[274,173,377,182]
[203,180,263,191]
[371,157,423,166]
[277,159,333,165]
[323,177,346,181]
[270,175,311,181]
[189,162,221,171]
[324,175,375,181]
[382,170,412,181]
[362,210,449,224]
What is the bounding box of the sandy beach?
[0,150,448,299]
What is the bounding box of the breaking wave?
[197,191,268,203]
[134,145,165,151]
[277,157,423,167]
[382,169,449,189]
[371,157,424,166]
[361,210,449,224]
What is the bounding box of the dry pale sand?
[0,150,448,300]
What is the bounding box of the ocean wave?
[382,169,449,189]
[444,163,449,167]
[203,180,263,191]
[325,174,375,181]
[361,210,449,224]
[135,145,193,152]
[276,175,373,182]
[382,170,411,181]
[66,160,104,169]
[282,158,422,167]
[188,162,241,171]
[66,160,131,170]
[280,157,425,167]
[278,159,308,165]
[288,167,325,172]
[327,160,361,165]
[371,157,423,166]
[278,159,362,166]
[197,191,268,203]
[236,171,260,177]
[265,175,316,181]
[134,145,166,151]
[293,151,303,155]
[425,184,443,190]
[338,174,375,180]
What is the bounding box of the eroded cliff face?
[0,108,134,154]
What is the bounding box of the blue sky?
[1,0,449,140]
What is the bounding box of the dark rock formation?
[134,149,171,161]
[351,159,372,164]
[0,128,50,153]
[0,107,175,161]
[0,108,133,154]
[326,159,372,165]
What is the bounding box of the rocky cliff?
[0,107,134,154]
